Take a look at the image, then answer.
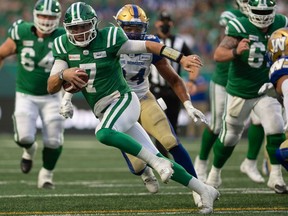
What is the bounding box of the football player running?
[48,2,219,213]
[262,27,288,172]
[113,4,206,206]
[206,0,288,194]
[0,0,65,189]
[195,0,266,184]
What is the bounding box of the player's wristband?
[160,45,184,63]
[232,48,240,58]
[58,69,64,81]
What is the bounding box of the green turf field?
[0,133,287,216]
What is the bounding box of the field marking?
[0,208,288,215]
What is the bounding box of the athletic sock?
[213,138,235,168]
[266,133,286,164]
[43,146,63,170]
[247,124,264,160]
[199,128,218,160]
[169,144,197,177]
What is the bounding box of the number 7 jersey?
[8,19,65,95]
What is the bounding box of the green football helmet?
[33,0,61,34]
[63,2,99,47]
[247,0,276,28]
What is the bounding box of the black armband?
[160,45,184,63]
[232,48,240,58]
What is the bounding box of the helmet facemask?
[247,0,276,28]
[64,17,98,47]
[33,0,61,34]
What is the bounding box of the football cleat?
[152,157,174,184]
[240,158,265,183]
[206,166,222,188]
[194,155,208,182]
[20,142,38,174]
[141,167,159,194]
[199,184,220,214]
[192,191,202,208]
[38,167,55,189]
[267,165,288,194]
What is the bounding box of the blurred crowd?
[0,0,288,72]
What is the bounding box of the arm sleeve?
[117,40,147,55]
[50,59,68,76]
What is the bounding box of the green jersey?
[53,26,130,110]
[226,14,288,99]
[8,19,65,95]
[213,9,246,87]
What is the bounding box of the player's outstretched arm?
[0,38,17,68]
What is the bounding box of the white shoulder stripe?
[229,19,246,33]
[11,25,19,40]
[54,37,61,54]
[107,27,112,48]
[58,36,67,54]
[112,27,118,46]
[221,11,237,21]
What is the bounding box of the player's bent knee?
[160,135,177,150]
[15,136,34,146]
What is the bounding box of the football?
[62,72,89,93]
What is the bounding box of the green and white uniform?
[209,9,246,133]
[215,14,288,167]
[9,19,65,159]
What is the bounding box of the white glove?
[258,82,278,98]
[60,93,74,119]
[184,101,208,124]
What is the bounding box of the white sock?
[188,177,207,195]
[137,147,158,166]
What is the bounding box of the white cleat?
[141,167,159,194]
[38,167,55,189]
[152,157,174,184]
[206,166,222,188]
[267,165,288,194]
[194,156,208,182]
[199,184,220,214]
[192,191,202,208]
[240,158,265,183]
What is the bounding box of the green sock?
[213,138,235,168]
[266,133,286,164]
[199,127,218,160]
[158,153,192,186]
[247,124,265,160]
[96,128,142,156]
[43,146,63,170]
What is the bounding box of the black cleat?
[42,182,55,189]
[274,184,288,194]
[20,158,33,174]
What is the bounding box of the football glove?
[258,82,278,98]
[184,101,208,124]
[60,93,74,119]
